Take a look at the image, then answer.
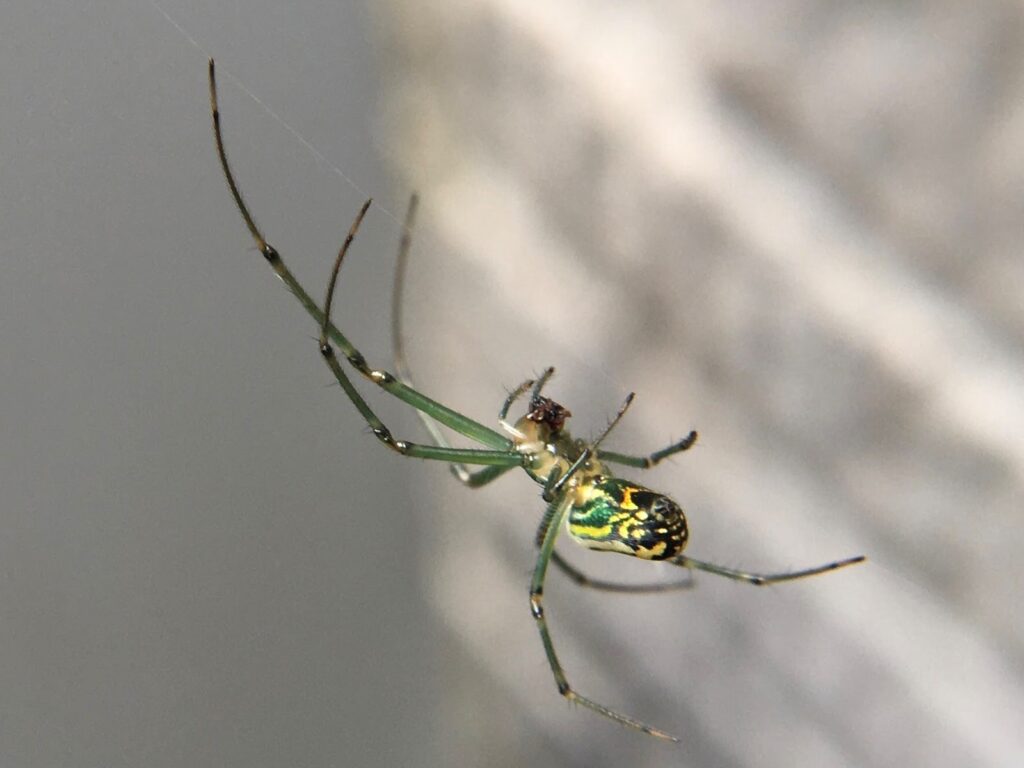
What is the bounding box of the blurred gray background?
[2,2,1023,767]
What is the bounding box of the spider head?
[526,394,572,435]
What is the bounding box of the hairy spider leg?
[530,394,680,742]
[498,369,553,435]
[598,430,699,470]
[528,366,558,403]
[210,59,519,465]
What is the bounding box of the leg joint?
[529,591,544,620]
[372,426,397,448]
[346,351,368,372]
[260,243,280,264]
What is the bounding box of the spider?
[208,59,866,743]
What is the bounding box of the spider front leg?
[314,206,524,468]
[498,373,546,435]
[209,59,514,457]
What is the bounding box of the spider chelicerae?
[208,59,866,743]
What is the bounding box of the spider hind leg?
[673,554,867,585]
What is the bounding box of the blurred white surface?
[380,2,1024,766]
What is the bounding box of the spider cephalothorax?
[209,59,866,744]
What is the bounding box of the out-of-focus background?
[2,2,1022,766]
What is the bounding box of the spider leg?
[530,490,678,742]
[311,205,522,467]
[543,392,634,502]
[500,377,534,422]
[498,366,560,424]
[390,193,517,486]
[209,60,512,453]
[548,550,695,594]
[528,366,557,403]
[672,553,867,585]
[497,375,538,437]
[598,430,698,470]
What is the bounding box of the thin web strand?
[146,0,404,228]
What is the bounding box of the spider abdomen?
[567,477,688,560]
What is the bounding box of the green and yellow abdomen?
[568,477,688,560]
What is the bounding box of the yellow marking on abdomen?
[569,523,613,539]
[637,541,668,559]
[619,487,639,510]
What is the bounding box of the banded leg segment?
[673,553,866,585]
[316,204,522,467]
[598,430,698,469]
[500,375,540,425]
[530,492,678,742]
[209,59,512,452]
